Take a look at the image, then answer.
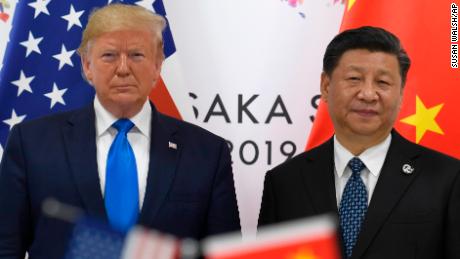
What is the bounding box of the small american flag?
[0,0,176,160]
[43,199,187,259]
[65,218,186,259]
[65,218,126,259]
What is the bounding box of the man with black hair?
[258,26,460,259]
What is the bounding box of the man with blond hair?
[0,4,240,258]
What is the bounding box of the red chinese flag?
[203,215,341,259]
[307,0,460,159]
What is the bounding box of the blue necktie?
[339,157,368,258]
[105,119,139,232]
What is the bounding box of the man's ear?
[397,84,404,111]
[155,59,163,78]
[320,72,330,103]
[152,58,163,87]
[81,55,92,83]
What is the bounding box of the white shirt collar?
[94,97,152,138]
[334,134,392,178]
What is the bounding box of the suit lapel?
[62,105,107,219]
[301,138,338,216]
[138,106,180,226]
[352,131,421,259]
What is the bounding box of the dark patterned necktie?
[339,157,368,258]
[105,119,139,232]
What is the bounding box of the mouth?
[352,109,378,117]
[112,84,136,92]
[113,84,135,88]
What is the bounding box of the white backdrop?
[0,0,344,238]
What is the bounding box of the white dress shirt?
[94,97,151,209]
[334,134,391,207]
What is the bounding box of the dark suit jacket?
[0,103,240,259]
[258,131,460,259]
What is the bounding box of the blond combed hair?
[78,3,166,60]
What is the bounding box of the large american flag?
[0,0,176,160]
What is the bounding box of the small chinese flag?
[203,215,341,259]
[307,0,460,159]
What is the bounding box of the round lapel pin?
[402,164,414,175]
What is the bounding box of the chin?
[350,125,382,136]
[111,92,140,102]
[110,95,142,106]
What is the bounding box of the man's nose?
[357,80,378,101]
[115,54,130,77]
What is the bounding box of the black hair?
[323,26,411,85]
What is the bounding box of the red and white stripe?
[121,227,179,259]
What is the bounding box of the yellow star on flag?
[400,95,444,143]
[348,0,357,11]
[287,248,318,259]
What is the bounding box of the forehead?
[89,29,156,50]
[335,49,400,74]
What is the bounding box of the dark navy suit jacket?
[0,103,240,259]
[259,131,460,259]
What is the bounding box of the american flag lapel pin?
[168,141,177,150]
